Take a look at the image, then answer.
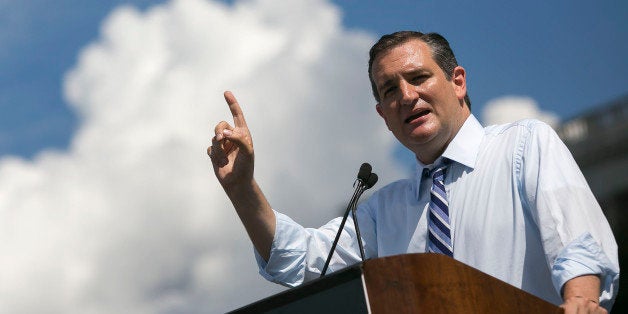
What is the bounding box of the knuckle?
[214,121,229,133]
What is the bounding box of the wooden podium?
[229,254,563,313]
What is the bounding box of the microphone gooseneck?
[321,163,378,277]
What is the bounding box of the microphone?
[357,163,371,182]
[321,163,378,277]
[365,172,378,188]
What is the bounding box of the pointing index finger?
[224,91,247,128]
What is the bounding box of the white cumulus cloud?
[0,0,405,313]
[482,96,559,128]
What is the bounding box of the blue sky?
[1,0,627,158]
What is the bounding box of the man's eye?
[411,75,427,84]
[383,86,397,97]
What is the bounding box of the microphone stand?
[352,173,377,262]
[320,165,377,277]
[351,193,366,261]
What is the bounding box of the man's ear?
[375,103,391,131]
[451,66,467,102]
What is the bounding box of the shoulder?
[484,118,554,136]
[483,119,560,150]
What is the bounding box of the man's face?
[372,39,470,164]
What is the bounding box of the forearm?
[224,178,276,261]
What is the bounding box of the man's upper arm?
[518,121,619,309]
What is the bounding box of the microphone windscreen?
[357,163,372,181]
[366,173,378,188]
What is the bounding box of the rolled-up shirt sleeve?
[551,232,619,310]
[254,211,309,287]
[254,207,373,287]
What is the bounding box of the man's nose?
[399,81,418,106]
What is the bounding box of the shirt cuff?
[254,210,307,287]
[551,232,619,310]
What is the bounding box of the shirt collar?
[414,114,484,191]
[441,114,484,169]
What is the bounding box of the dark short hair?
[368,31,471,110]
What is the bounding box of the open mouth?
[404,110,430,124]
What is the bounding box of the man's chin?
[405,126,437,144]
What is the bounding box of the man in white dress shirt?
[208,31,619,313]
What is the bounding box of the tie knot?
[431,165,446,179]
[424,160,448,179]
[431,166,447,183]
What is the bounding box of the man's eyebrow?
[407,68,429,76]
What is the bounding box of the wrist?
[565,295,599,304]
[221,176,256,195]
[223,178,272,217]
[562,274,601,304]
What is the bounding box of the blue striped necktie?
[427,163,453,257]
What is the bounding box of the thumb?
[221,129,253,154]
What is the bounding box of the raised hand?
[208,91,255,188]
